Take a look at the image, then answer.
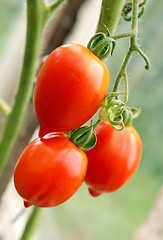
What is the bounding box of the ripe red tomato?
[33,44,110,137]
[85,121,142,196]
[14,133,87,208]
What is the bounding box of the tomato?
[85,121,142,196]
[14,133,87,208]
[33,44,110,137]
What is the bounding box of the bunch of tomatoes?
[14,44,142,208]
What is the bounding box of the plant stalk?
[21,207,40,240]
[0,0,46,174]
[96,0,126,35]
[0,0,65,175]
[113,0,140,93]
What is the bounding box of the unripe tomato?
[14,133,87,208]
[33,44,110,137]
[85,121,142,196]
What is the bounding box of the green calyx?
[87,30,116,60]
[123,106,141,125]
[122,1,146,21]
[69,124,97,151]
[99,92,141,129]
[99,92,125,131]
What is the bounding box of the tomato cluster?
[14,43,142,208]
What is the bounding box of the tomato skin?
[33,44,110,137]
[14,133,87,208]
[85,121,142,195]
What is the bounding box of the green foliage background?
[0,0,163,239]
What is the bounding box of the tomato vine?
[68,0,150,143]
[0,0,150,239]
[113,0,150,97]
[0,0,66,175]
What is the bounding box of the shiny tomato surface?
[33,44,110,137]
[14,133,87,208]
[85,121,142,196]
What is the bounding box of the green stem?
[21,207,40,240]
[123,73,128,104]
[139,0,147,7]
[0,99,11,116]
[93,119,101,130]
[131,0,150,68]
[136,46,150,69]
[131,0,139,46]
[0,0,45,174]
[113,49,133,92]
[111,31,136,40]
[112,0,150,94]
[0,0,65,175]
[96,0,126,35]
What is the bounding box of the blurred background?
[0,0,163,239]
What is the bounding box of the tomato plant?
[85,121,142,196]
[33,43,110,137]
[14,133,87,208]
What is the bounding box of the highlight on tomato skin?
[14,133,88,208]
[85,121,142,196]
[33,43,110,137]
